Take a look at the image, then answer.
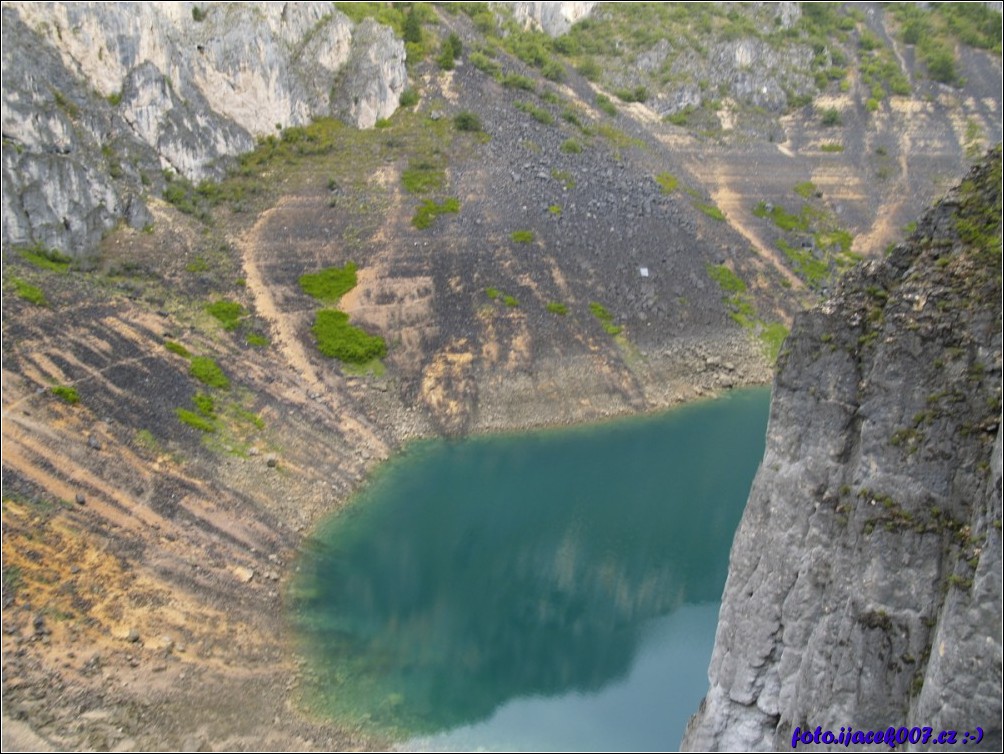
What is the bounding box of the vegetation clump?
[656,172,679,193]
[51,385,80,404]
[9,276,47,306]
[176,408,216,433]
[205,300,247,331]
[311,310,387,364]
[299,262,358,302]
[589,302,622,335]
[412,198,460,229]
[164,340,191,358]
[510,230,534,243]
[189,356,230,390]
[546,301,569,315]
[454,112,483,132]
[19,244,72,272]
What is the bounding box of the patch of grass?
[560,138,583,154]
[189,356,230,390]
[454,111,483,132]
[9,276,47,306]
[820,142,844,153]
[548,204,562,215]
[503,295,519,308]
[510,230,535,243]
[51,385,80,405]
[706,264,746,293]
[485,287,500,300]
[500,73,536,92]
[655,172,679,193]
[595,94,617,117]
[399,87,419,107]
[794,181,818,199]
[412,197,460,229]
[820,107,842,127]
[19,244,72,272]
[164,340,191,358]
[176,408,216,433]
[186,256,210,273]
[469,51,501,76]
[514,100,554,125]
[246,333,270,348]
[299,262,358,302]
[551,169,576,190]
[760,323,789,361]
[614,85,650,103]
[778,239,830,289]
[311,310,387,363]
[589,302,622,335]
[205,300,247,331]
[192,392,215,417]
[753,201,811,232]
[546,301,568,315]
[402,158,446,194]
[696,202,726,222]
[594,124,645,153]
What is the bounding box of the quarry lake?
[292,388,771,751]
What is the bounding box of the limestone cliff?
[498,1,596,36]
[1,1,405,256]
[683,151,1002,750]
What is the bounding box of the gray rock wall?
[683,152,1003,751]
[1,2,406,256]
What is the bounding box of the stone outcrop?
[1,1,406,256]
[498,1,596,36]
[683,151,1002,750]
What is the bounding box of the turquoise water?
[292,388,771,751]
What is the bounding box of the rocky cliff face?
[1,1,405,256]
[683,150,1002,750]
[499,1,596,36]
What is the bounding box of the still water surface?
[293,388,771,750]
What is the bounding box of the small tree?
[403,8,422,44]
[454,111,482,132]
[820,107,842,127]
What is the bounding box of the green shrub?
[399,87,419,107]
[548,204,562,215]
[454,111,483,132]
[576,58,601,81]
[51,385,79,404]
[19,244,72,272]
[164,340,191,358]
[10,276,47,306]
[192,6,207,22]
[192,392,215,417]
[469,51,501,76]
[437,44,456,70]
[595,94,617,117]
[485,287,500,300]
[656,172,679,193]
[546,301,568,315]
[190,356,230,390]
[412,198,460,229]
[820,107,842,126]
[503,295,519,307]
[794,181,818,199]
[445,32,463,58]
[560,138,583,154]
[514,101,554,125]
[299,262,358,302]
[589,302,622,335]
[614,86,649,103]
[706,264,746,293]
[205,300,246,331]
[246,333,270,348]
[820,142,844,153]
[696,202,726,221]
[500,74,536,92]
[176,408,216,433]
[402,159,446,194]
[311,310,387,363]
[510,230,534,243]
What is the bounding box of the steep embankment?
[683,151,1002,751]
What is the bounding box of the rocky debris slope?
[683,149,1002,751]
[1,2,405,255]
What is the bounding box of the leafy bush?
[454,111,483,132]
[589,302,622,335]
[469,51,500,76]
[500,74,536,92]
[560,138,583,154]
[438,43,455,70]
[311,310,387,363]
[176,408,216,433]
[820,142,844,153]
[515,101,554,125]
[510,230,534,243]
[164,340,191,358]
[706,264,746,293]
[546,301,569,315]
[595,94,617,117]
[399,87,419,107]
[503,295,519,308]
[696,202,726,221]
[299,262,358,302]
[192,392,215,417]
[820,107,842,127]
[246,333,270,348]
[205,300,246,331]
[445,32,463,58]
[485,287,500,300]
[51,385,79,404]
[402,159,446,194]
[190,357,230,390]
[656,172,679,193]
[412,198,460,229]
[794,181,818,199]
[10,276,47,306]
[614,86,649,103]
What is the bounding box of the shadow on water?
[291,388,771,749]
